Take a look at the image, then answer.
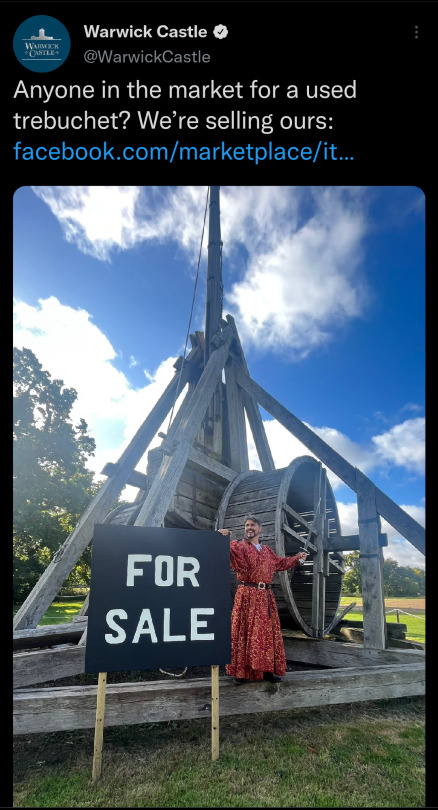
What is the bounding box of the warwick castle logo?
[13,15,71,72]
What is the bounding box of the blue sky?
[13,185,425,570]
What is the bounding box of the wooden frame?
[13,185,425,736]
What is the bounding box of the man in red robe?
[219,515,308,684]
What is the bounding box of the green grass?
[339,612,425,644]
[13,598,425,806]
[340,597,425,644]
[12,697,425,808]
[13,599,86,626]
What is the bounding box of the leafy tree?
[342,549,425,597]
[382,557,425,597]
[13,347,98,601]
[342,551,362,595]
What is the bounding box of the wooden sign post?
[92,672,107,782]
[85,526,231,776]
[211,665,219,761]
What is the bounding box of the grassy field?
[13,697,425,808]
[13,597,426,807]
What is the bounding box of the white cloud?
[13,296,181,497]
[224,187,369,359]
[31,185,210,263]
[31,186,371,359]
[372,417,425,474]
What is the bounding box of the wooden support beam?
[310,466,322,636]
[227,316,275,472]
[13,621,88,651]
[327,557,345,574]
[282,523,318,554]
[356,470,386,650]
[325,533,388,552]
[101,463,148,491]
[133,328,234,528]
[318,470,327,635]
[282,503,313,533]
[243,392,276,472]
[13,347,202,632]
[282,636,425,668]
[14,645,86,688]
[224,358,249,473]
[13,662,424,735]
[233,367,425,554]
[186,447,237,482]
[204,186,223,364]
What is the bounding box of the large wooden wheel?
[216,456,345,638]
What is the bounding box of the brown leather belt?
[239,582,272,590]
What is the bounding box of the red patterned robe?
[225,540,302,681]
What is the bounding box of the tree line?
[13,347,425,603]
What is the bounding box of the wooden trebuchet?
[216,456,344,638]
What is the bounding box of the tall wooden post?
[201,186,224,460]
[356,469,387,649]
[92,672,107,782]
[204,186,223,365]
[311,464,325,637]
[224,358,249,473]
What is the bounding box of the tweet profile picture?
[13,15,71,72]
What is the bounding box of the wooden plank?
[226,496,278,516]
[224,358,249,473]
[92,672,107,782]
[326,533,388,552]
[282,636,425,668]
[311,466,323,636]
[233,473,283,495]
[211,665,219,761]
[282,503,313,533]
[172,493,218,522]
[134,329,234,529]
[14,645,86,688]
[13,621,88,651]
[177,471,225,502]
[13,663,425,735]
[317,472,327,635]
[243,392,276,472]
[165,509,215,531]
[323,602,357,635]
[186,447,236,482]
[101,463,148,491]
[13,348,202,632]
[234,367,425,553]
[356,470,386,650]
[282,523,318,553]
[204,186,223,363]
[227,317,275,472]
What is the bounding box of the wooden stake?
[92,672,107,782]
[211,665,219,761]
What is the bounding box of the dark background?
[7,1,434,188]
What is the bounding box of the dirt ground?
[351,598,425,609]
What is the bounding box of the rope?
[167,187,210,432]
[159,667,188,678]
[385,609,425,620]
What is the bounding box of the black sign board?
[85,525,231,673]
